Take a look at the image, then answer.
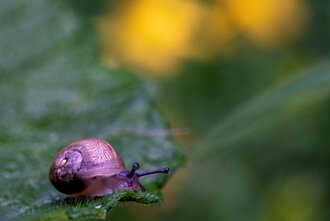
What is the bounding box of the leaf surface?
[0,0,185,219]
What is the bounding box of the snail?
[49,138,170,197]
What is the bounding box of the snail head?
[117,163,170,192]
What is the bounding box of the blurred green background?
[1,0,330,220]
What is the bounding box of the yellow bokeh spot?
[224,0,309,47]
[97,0,307,77]
[98,0,202,77]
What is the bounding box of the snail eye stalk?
[137,167,170,177]
[127,163,140,178]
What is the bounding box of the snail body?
[49,139,170,197]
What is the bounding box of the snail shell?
[49,138,170,198]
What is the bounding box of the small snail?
[49,138,170,197]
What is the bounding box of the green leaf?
[192,60,330,160]
[0,0,185,220]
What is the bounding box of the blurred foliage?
[0,0,184,220]
[97,0,330,221]
[193,61,330,159]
